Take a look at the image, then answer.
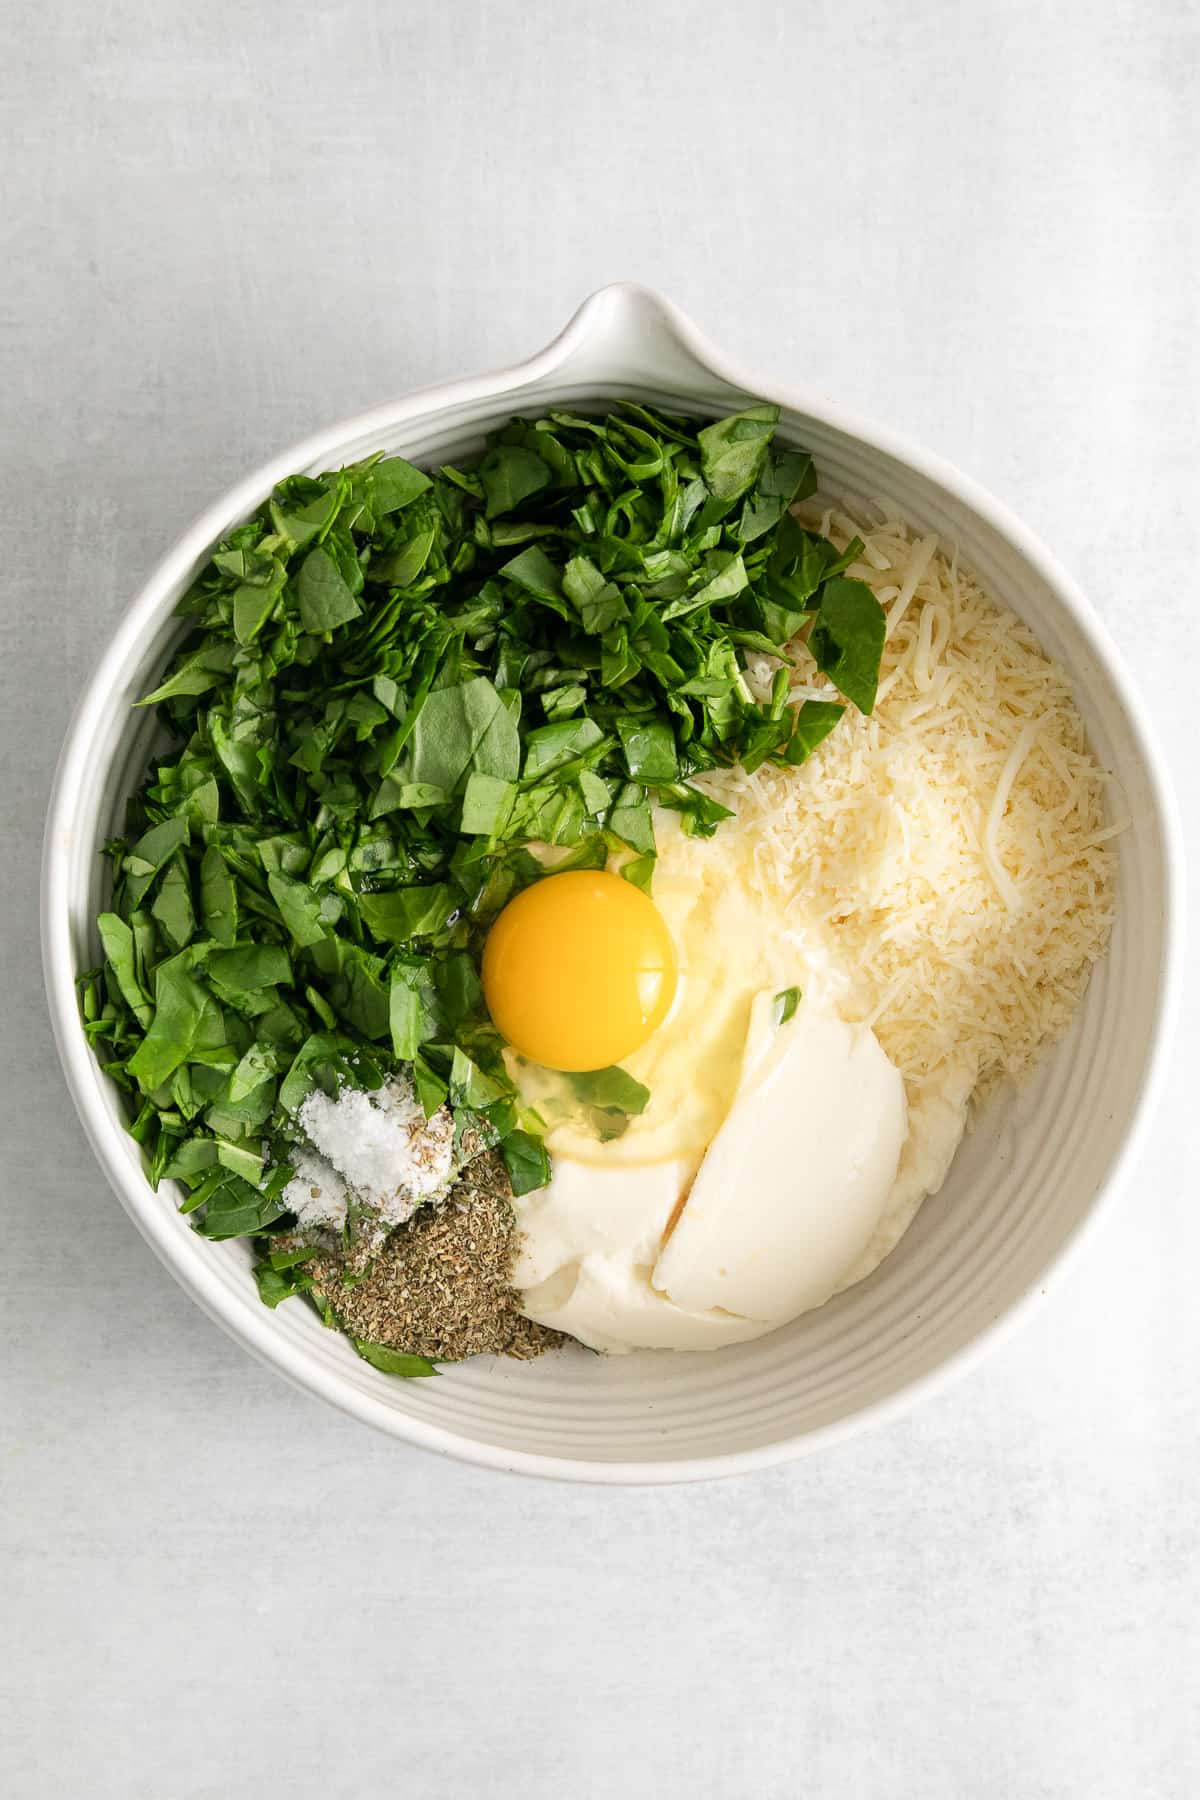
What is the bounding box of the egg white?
[509,810,812,1168]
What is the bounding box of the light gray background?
[3,3,1197,1796]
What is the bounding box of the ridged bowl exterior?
[42,286,1182,1482]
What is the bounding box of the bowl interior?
[47,300,1174,1478]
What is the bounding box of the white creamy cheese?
[513,1158,769,1352]
[833,1059,972,1292]
[514,991,908,1354]
[654,991,907,1323]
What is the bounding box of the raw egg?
[481,870,677,1072]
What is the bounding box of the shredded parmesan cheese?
[982,716,1042,910]
[705,498,1118,1105]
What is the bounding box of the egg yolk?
[481,870,677,1072]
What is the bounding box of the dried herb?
[302,1152,561,1364]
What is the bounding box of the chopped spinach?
[354,1339,440,1377]
[774,986,801,1026]
[81,405,883,1280]
[565,1064,652,1142]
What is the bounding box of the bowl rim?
[41,282,1186,1484]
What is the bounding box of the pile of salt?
[280,1079,456,1231]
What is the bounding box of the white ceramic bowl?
[43,285,1182,1483]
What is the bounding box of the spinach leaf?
[571,1070,652,1115]
[359,884,459,945]
[808,578,886,714]
[162,1136,218,1182]
[766,515,838,618]
[523,716,605,780]
[460,772,517,836]
[388,967,425,1060]
[306,939,390,1039]
[407,677,521,795]
[449,1046,505,1110]
[433,951,484,1029]
[190,1169,288,1240]
[412,1050,449,1116]
[499,546,565,606]
[616,852,656,893]
[354,1340,440,1377]
[563,556,627,633]
[371,456,432,514]
[267,872,327,948]
[296,545,363,633]
[481,446,552,518]
[254,1252,316,1308]
[121,817,189,910]
[500,1129,551,1197]
[138,643,236,706]
[227,1041,282,1103]
[278,1031,365,1115]
[542,683,588,722]
[785,699,845,764]
[233,570,284,645]
[566,1064,651,1141]
[206,944,293,1000]
[774,986,801,1025]
[737,449,816,542]
[616,717,678,783]
[578,769,612,815]
[200,845,238,946]
[98,913,153,1028]
[126,956,214,1092]
[216,1137,266,1185]
[697,404,779,502]
[609,785,656,854]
